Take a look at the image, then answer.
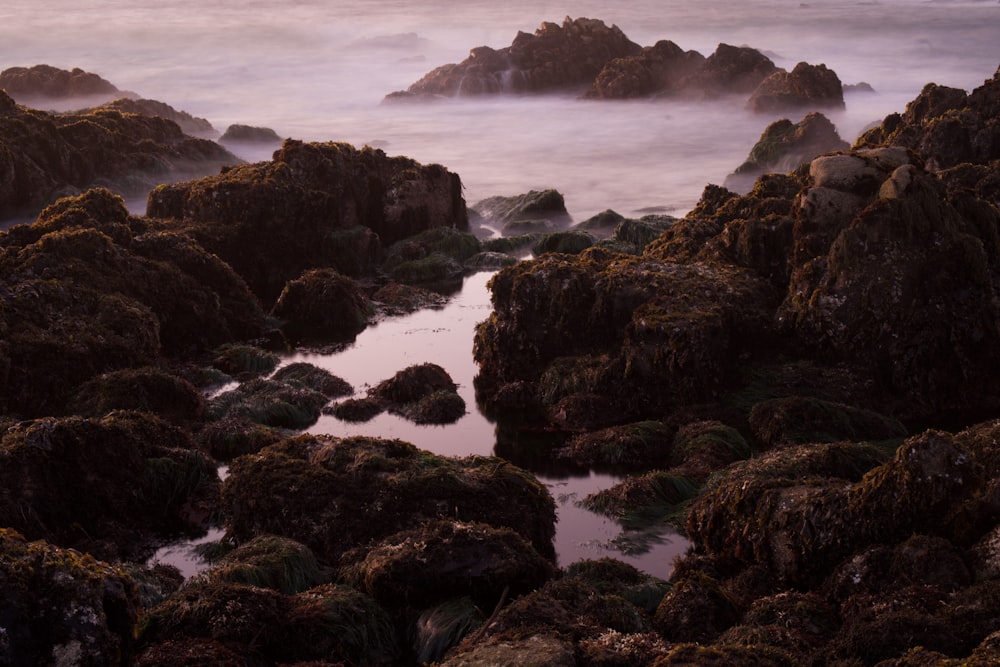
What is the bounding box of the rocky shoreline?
[2,39,1000,667]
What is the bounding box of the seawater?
[9,0,1000,577]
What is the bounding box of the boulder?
[147,140,467,301]
[96,97,217,137]
[0,412,219,559]
[389,16,642,97]
[747,61,845,114]
[218,123,282,144]
[679,43,779,97]
[724,112,849,193]
[221,435,557,562]
[67,366,206,424]
[0,528,141,666]
[748,396,907,449]
[368,363,466,424]
[270,268,371,341]
[471,189,571,229]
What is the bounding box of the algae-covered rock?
[0,64,121,102]
[586,39,705,99]
[199,534,326,594]
[222,435,556,562]
[67,366,206,424]
[96,97,216,137]
[372,282,450,315]
[218,123,281,144]
[0,412,218,558]
[208,377,329,429]
[532,229,595,255]
[271,362,352,398]
[582,471,700,528]
[471,189,571,228]
[196,417,285,461]
[210,343,280,379]
[0,528,141,667]
[147,139,467,302]
[341,519,556,609]
[270,267,371,342]
[558,420,674,468]
[748,396,907,449]
[724,112,848,194]
[369,363,465,423]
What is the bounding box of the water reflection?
[289,269,691,579]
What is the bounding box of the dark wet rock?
[472,188,571,229]
[219,123,282,144]
[474,249,776,422]
[0,190,268,416]
[464,250,521,271]
[221,435,557,562]
[651,643,796,666]
[381,225,482,285]
[440,635,576,667]
[557,420,674,468]
[208,377,329,429]
[532,229,595,255]
[0,412,218,559]
[718,591,839,662]
[372,281,450,314]
[198,534,327,595]
[724,112,848,193]
[681,43,780,97]
[0,528,141,666]
[413,597,485,665]
[134,638,252,667]
[586,39,706,99]
[326,396,385,422]
[747,61,845,113]
[271,362,352,398]
[845,81,876,94]
[270,268,371,342]
[748,396,907,449]
[575,208,627,237]
[857,67,1000,170]
[441,559,661,664]
[147,139,467,302]
[0,64,121,102]
[0,93,237,221]
[97,97,216,137]
[481,231,545,255]
[603,215,676,253]
[502,218,559,236]
[390,17,641,97]
[340,519,556,610]
[654,571,740,643]
[394,388,467,424]
[778,147,1000,416]
[196,417,284,460]
[371,362,457,404]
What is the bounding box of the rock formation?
[0,64,122,104]
[747,61,845,113]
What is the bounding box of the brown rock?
[747,61,845,113]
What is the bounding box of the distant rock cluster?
[387,16,846,113]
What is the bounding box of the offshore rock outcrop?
[96,97,217,137]
[746,61,845,113]
[147,139,468,302]
[0,88,237,221]
[387,17,642,97]
[0,64,122,104]
[724,112,849,193]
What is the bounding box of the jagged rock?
[389,17,641,97]
[96,97,216,137]
[221,435,557,562]
[778,147,1000,414]
[0,92,237,221]
[586,40,706,99]
[680,43,779,97]
[147,140,467,301]
[856,66,1000,170]
[0,64,121,102]
[724,112,849,193]
[219,123,282,143]
[0,412,218,559]
[747,61,845,113]
[270,268,371,342]
[0,528,141,666]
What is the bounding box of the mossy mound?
[558,420,674,469]
[0,412,217,558]
[748,395,907,449]
[464,250,521,271]
[221,435,556,562]
[271,362,353,398]
[670,420,752,478]
[208,378,329,430]
[67,366,206,424]
[532,229,595,255]
[372,281,449,315]
[582,471,700,529]
[199,534,327,595]
[481,232,544,255]
[0,528,141,666]
[371,362,458,404]
[270,268,371,342]
[381,225,482,273]
[393,388,467,424]
[196,417,285,460]
[326,397,385,422]
[387,252,466,285]
[210,343,280,379]
[341,519,556,610]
